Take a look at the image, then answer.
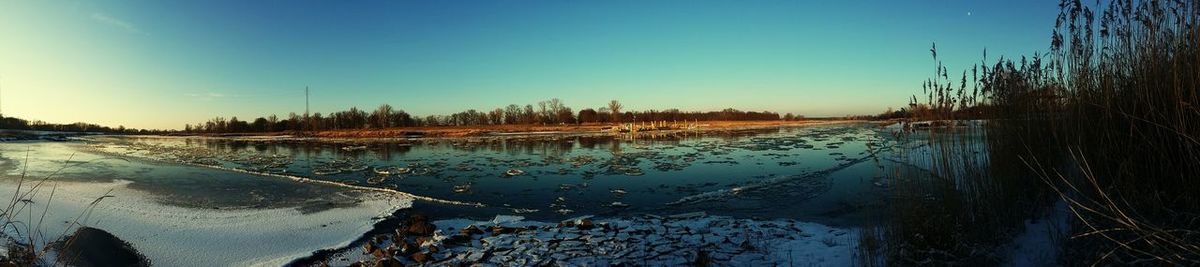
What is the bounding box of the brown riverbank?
[183,120,861,139]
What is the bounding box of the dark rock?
[459,225,483,236]
[407,223,436,236]
[400,241,417,255]
[577,219,595,230]
[404,214,436,236]
[375,258,404,267]
[371,247,387,258]
[445,234,471,245]
[363,242,376,254]
[53,227,150,267]
[411,252,430,263]
[490,226,522,235]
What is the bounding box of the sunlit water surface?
[3,123,898,226]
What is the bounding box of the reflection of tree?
[609,138,622,155]
[371,145,413,161]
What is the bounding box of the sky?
[0,1,1061,130]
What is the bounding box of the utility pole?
[305,86,310,132]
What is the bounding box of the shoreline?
[155,120,867,141]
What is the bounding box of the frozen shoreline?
[0,179,412,267]
[321,213,859,266]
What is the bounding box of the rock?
[404,214,436,236]
[577,219,595,230]
[410,252,430,263]
[460,225,484,236]
[399,241,417,255]
[52,227,150,267]
[490,226,522,235]
[371,247,387,258]
[363,242,377,254]
[445,234,470,245]
[408,223,436,236]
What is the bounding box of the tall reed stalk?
[864,0,1200,265]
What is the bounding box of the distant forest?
[186,99,803,133]
[0,115,156,134]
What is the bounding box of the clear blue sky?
[0,1,1060,130]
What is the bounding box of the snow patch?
[0,179,411,267]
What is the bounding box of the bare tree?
[489,108,504,125]
[607,100,623,123]
[371,104,394,128]
[522,105,536,124]
[504,104,521,124]
[537,101,550,124]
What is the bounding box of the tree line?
[0,115,157,134]
[186,99,794,133]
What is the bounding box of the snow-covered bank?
[323,213,858,266]
[0,179,411,267]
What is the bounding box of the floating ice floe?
[503,169,525,177]
[373,166,411,175]
[609,188,628,196]
[510,208,539,214]
[313,168,342,176]
[452,184,471,194]
[366,175,387,185]
[606,202,631,208]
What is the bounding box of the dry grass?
[864,0,1200,265]
[0,150,113,265]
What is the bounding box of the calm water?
[12,123,898,226]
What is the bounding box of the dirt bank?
[184,120,861,139]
